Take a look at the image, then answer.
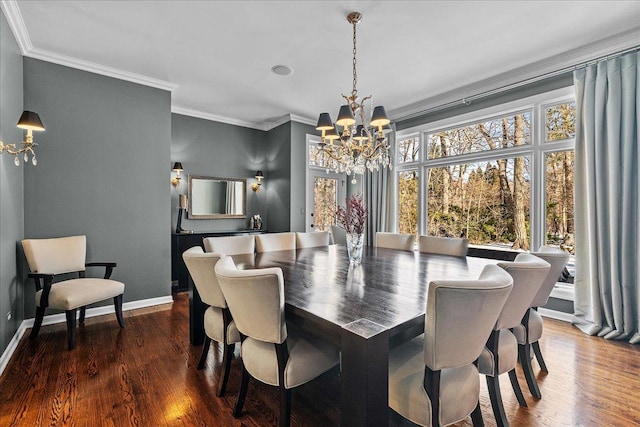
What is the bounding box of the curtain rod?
[399,45,640,121]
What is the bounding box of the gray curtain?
[364,124,395,246]
[572,51,639,344]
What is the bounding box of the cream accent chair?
[203,235,255,255]
[255,232,296,252]
[215,256,340,427]
[375,232,415,251]
[22,235,125,350]
[182,247,241,397]
[330,225,347,245]
[295,231,332,248]
[418,235,469,256]
[478,253,550,427]
[389,264,513,427]
[512,246,570,399]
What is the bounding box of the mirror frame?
[187,175,247,219]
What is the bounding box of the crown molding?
[0,0,32,54]
[262,113,316,131]
[172,106,266,130]
[392,27,640,121]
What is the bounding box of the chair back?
[182,246,226,308]
[424,264,513,371]
[375,232,415,251]
[203,235,255,255]
[531,246,571,307]
[418,235,469,256]
[255,232,296,252]
[22,235,87,274]
[295,231,332,248]
[495,253,550,330]
[215,256,287,344]
[331,225,347,245]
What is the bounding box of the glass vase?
[346,233,364,265]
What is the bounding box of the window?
[395,88,575,289]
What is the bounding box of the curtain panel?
[364,124,395,245]
[573,51,640,344]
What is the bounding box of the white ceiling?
[3,1,640,130]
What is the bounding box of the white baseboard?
[0,295,173,377]
[538,307,573,323]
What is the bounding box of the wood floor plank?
[1,293,638,426]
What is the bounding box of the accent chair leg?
[471,401,485,427]
[486,375,509,427]
[532,341,548,372]
[30,307,46,339]
[233,365,251,418]
[65,309,77,350]
[79,306,87,324]
[279,387,292,427]
[216,343,234,397]
[114,294,125,328]
[508,369,528,407]
[519,343,542,399]
[197,337,211,370]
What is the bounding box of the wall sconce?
[171,162,184,188]
[251,170,264,192]
[0,111,45,166]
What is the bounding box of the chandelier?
[315,12,392,183]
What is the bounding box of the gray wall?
[22,58,172,316]
[171,113,266,232]
[0,11,25,353]
[263,122,291,232]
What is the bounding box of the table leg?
[340,320,389,427]
[189,277,205,346]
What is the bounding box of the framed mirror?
[187,175,246,219]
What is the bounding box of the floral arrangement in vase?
[336,193,368,264]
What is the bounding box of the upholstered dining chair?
[478,253,550,427]
[182,246,240,397]
[330,225,347,245]
[215,256,340,427]
[375,232,415,251]
[295,231,332,248]
[22,235,125,350]
[389,264,513,427]
[418,235,469,256]
[255,232,296,252]
[512,246,570,399]
[203,235,255,255]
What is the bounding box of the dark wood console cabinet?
[171,230,265,292]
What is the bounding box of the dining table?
[188,244,498,427]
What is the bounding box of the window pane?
[545,150,575,254]
[397,170,418,235]
[313,177,337,231]
[397,137,419,164]
[545,102,576,142]
[427,157,531,250]
[427,112,531,159]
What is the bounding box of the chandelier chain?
[352,19,357,96]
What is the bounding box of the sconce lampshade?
[336,105,356,127]
[255,170,264,179]
[172,162,184,172]
[316,113,334,131]
[369,106,390,127]
[17,111,45,131]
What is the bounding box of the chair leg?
[471,401,485,427]
[508,369,528,407]
[216,343,234,397]
[30,307,46,339]
[279,387,292,427]
[532,341,548,372]
[519,343,542,399]
[79,306,87,324]
[233,365,250,418]
[197,337,211,370]
[114,294,125,328]
[486,375,509,427]
[65,309,77,350]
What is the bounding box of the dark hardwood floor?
[1,292,639,426]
